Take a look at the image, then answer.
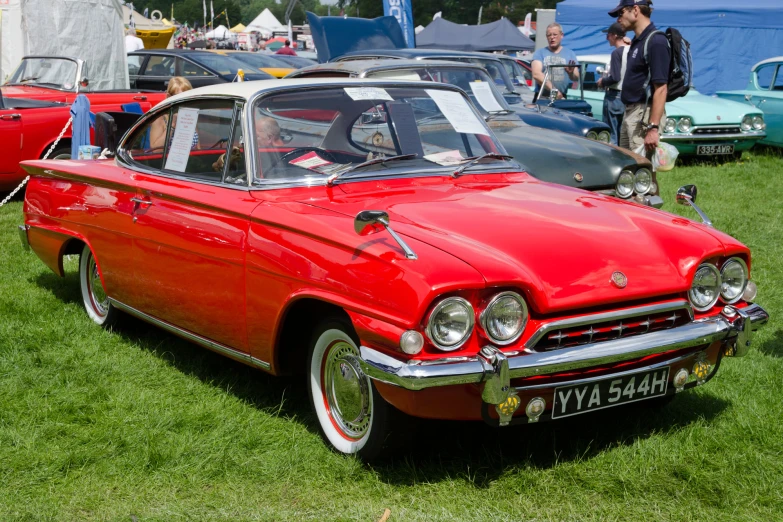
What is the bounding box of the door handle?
[0,114,21,120]
[131,197,153,206]
[133,96,147,101]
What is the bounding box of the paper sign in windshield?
[468,81,503,113]
[424,150,465,166]
[425,89,489,136]
[164,108,199,172]
[344,87,393,101]
[290,151,333,170]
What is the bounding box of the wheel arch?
[39,138,72,159]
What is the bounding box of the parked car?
[1,56,166,191]
[18,79,768,460]
[127,49,274,91]
[578,55,767,157]
[716,56,783,147]
[286,59,657,205]
[270,54,318,69]
[207,50,295,78]
[495,54,533,88]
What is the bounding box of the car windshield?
[365,67,512,115]
[429,57,517,94]
[190,54,257,76]
[251,85,512,186]
[5,57,78,90]
[226,52,289,69]
[273,55,318,68]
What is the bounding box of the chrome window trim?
[524,300,694,349]
[9,55,83,93]
[110,298,271,371]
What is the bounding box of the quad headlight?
[741,115,753,132]
[689,263,721,312]
[480,292,529,345]
[598,131,611,143]
[586,131,599,140]
[663,118,677,134]
[720,258,748,304]
[616,170,634,198]
[752,115,765,130]
[426,297,475,351]
[677,117,692,133]
[634,168,653,195]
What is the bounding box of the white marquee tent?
[0,0,128,88]
[205,24,233,40]
[245,8,285,37]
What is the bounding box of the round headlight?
[616,170,634,198]
[663,118,677,134]
[689,263,721,312]
[720,258,748,304]
[598,131,611,143]
[677,117,692,133]
[426,297,475,351]
[741,115,753,132]
[634,168,652,195]
[480,292,529,345]
[752,115,765,130]
[586,131,598,140]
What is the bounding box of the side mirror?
[549,88,559,105]
[744,94,753,102]
[676,184,712,227]
[354,210,417,259]
[596,66,605,75]
[80,77,89,88]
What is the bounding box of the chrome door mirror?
[676,185,712,227]
[354,210,417,260]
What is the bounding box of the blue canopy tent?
[556,0,783,94]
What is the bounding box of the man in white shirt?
[125,28,145,53]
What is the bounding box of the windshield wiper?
[19,76,39,82]
[326,154,418,185]
[484,109,516,121]
[452,153,515,177]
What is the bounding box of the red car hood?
[302,173,741,314]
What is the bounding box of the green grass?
[1,149,782,521]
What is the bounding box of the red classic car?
[1,56,166,191]
[18,80,768,460]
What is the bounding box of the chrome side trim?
[109,299,271,371]
[524,300,694,349]
[18,224,30,251]
[356,303,768,398]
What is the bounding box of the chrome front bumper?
[662,131,765,142]
[357,303,768,406]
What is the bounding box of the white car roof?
[578,54,611,64]
[753,56,783,69]
[165,78,447,105]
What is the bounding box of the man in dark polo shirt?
[610,0,670,156]
[597,23,630,145]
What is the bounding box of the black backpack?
[644,27,693,102]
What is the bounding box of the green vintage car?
[575,54,767,157]
[716,56,783,148]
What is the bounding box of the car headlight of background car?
[480,292,528,345]
[616,170,634,198]
[598,131,611,143]
[426,297,475,351]
[633,168,652,195]
[741,115,753,131]
[677,117,692,133]
[663,118,677,134]
[752,115,765,131]
[586,130,598,140]
[688,258,749,311]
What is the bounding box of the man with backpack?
[610,0,670,156]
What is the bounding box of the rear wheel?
[79,244,118,327]
[307,320,394,460]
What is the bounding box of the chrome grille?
[692,126,741,135]
[526,300,693,352]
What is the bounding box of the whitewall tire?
[79,244,118,328]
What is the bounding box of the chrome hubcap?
[324,341,371,439]
[88,256,108,316]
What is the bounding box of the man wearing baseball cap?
[610,0,670,157]
[597,23,631,145]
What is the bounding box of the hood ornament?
[611,271,628,289]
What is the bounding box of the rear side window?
[756,64,776,90]
[179,58,212,77]
[143,55,176,77]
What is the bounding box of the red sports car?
[1,56,166,191]
[18,80,769,460]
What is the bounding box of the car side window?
[179,58,212,77]
[127,55,143,76]
[774,66,783,91]
[756,64,775,90]
[583,63,601,91]
[124,111,170,170]
[143,55,175,77]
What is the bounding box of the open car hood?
[307,12,407,63]
[302,175,738,314]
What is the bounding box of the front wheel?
[79,244,118,328]
[307,320,394,460]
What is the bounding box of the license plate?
[697,144,734,155]
[551,367,670,419]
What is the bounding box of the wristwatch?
[645,123,660,133]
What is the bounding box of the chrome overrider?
[355,302,769,410]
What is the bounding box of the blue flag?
[382,0,415,48]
